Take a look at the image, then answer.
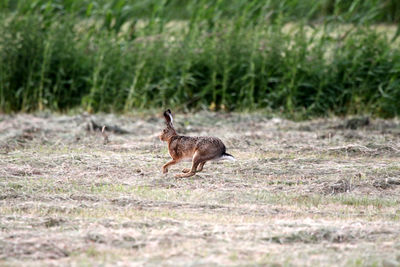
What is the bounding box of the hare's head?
[159,109,177,142]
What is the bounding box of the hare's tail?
[220,152,236,161]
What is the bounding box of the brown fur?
[159,109,231,178]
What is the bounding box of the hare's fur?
[159,109,234,178]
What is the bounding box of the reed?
[0,0,399,117]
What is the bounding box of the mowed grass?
[1,112,400,266]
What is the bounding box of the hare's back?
[195,136,226,156]
[169,135,226,161]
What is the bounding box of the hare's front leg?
[162,160,178,174]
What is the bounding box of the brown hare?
[159,109,235,178]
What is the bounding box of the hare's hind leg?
[181,168,190,173]
[197,161,206,172]
[182,161,206,173]
[162,159,178,174]
[176,153,203,178]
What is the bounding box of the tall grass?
[0,0,400,117]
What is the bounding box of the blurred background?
[0,0,399,118]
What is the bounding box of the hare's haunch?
[159,109,234,178]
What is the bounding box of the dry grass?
[1,112,400,266]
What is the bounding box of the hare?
[159,109,235,178]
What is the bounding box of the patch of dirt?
[373,178,400,189]
[0,238,70,260]
[265,228,352,244]
[1,165,43,177]
[43,217,66,228]
[320,178,354,195]
[327,144,400,157]
[338,116,370,130]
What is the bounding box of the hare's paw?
[181,168,190,173]
[162,167,168,174]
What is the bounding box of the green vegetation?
[1,0,400,117]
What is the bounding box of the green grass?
[5,176,398,211]
[2,0,400,23]
[251,191,399,208]
[1,0,400,117]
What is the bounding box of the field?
[1,112,400,266]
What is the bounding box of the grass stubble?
[1,112,400,266]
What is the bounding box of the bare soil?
[1,112,400,266]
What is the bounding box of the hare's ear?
[163,109,173,125]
